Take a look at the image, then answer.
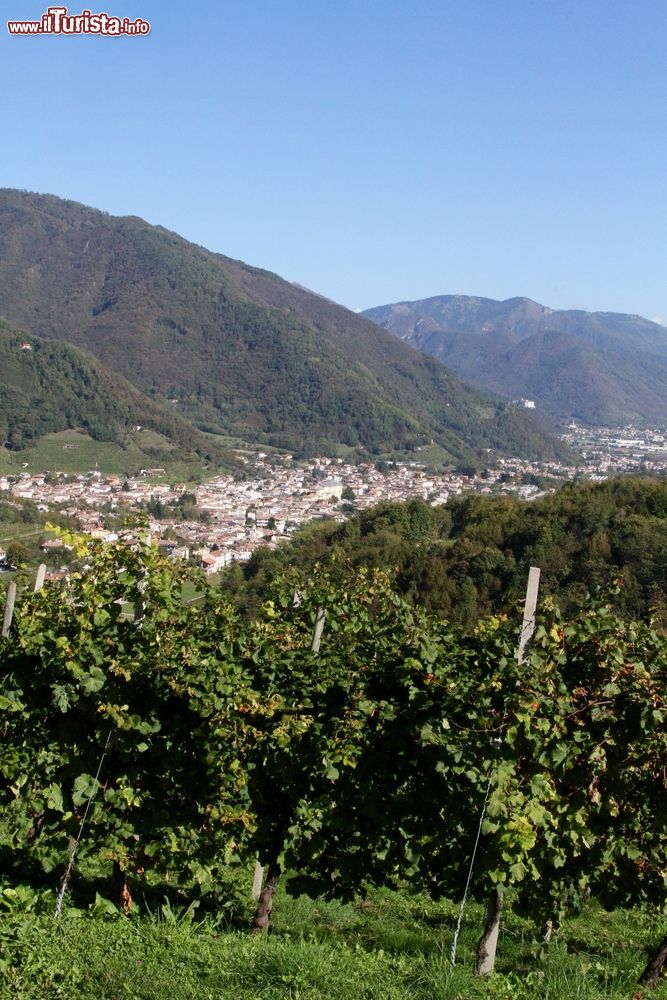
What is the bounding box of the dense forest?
[221,477,667,624]
[0,318,238,469]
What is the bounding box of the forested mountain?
[363,295,667,425]
[222,477,667,625]
[0,190,567,463]
[0,317,236,466]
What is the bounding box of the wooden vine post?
[641,936,667,989]
[34,563,46,593]
[2,580,17,638]
[475,566,540,977]
[2,564,46,638]
[112,860,133,914]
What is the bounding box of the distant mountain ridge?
[362,295,667,425]
[0,190,567,465]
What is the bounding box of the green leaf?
[46,784,64,812]
[72,773,98,807]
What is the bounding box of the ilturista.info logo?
[7,6,150,35]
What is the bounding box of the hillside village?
[2,424,666,575]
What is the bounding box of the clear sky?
[2,0,666,320]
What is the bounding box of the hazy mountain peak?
[363,294,667,425]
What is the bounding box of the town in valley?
[2,423,666,577]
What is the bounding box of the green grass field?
[0,431,211,480]
[2,879,664,999]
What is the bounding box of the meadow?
[0,430,210,480]
[1,880,665,1000]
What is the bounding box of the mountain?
[362,295,667,425]
[0,317,238,468]
[0,190,567,465]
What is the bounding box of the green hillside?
[0,190,568,464]
[0,317,238,471]
[223,476,667,624]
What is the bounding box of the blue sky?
[2,0,666,319]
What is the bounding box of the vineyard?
[1,532,666,992]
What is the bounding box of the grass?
[0,524,49,546]
[0,431,211,480]
[1,880,665,1000]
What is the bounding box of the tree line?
[221,477,667,625]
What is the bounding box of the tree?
[6,541,31,567]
